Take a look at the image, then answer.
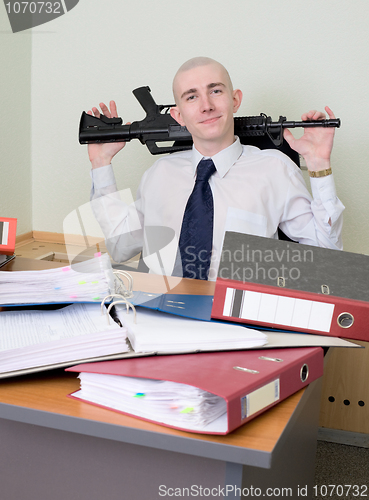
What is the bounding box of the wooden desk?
[0,258,322,500]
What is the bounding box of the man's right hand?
[87,100,128,169]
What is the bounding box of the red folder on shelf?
[0,217,17,255]
[67,347,324,435]
[212,232,369,342]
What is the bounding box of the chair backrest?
[239,135,300,167]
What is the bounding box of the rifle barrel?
[280,118,341,129]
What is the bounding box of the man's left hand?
[283,106,336,172]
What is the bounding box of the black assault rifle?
[79,86,340,155]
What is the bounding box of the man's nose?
[200,95,214,112]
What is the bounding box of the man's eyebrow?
[180,88,197,99]
[208,82,226,90]
[180,82,226,100]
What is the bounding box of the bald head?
[169,56,242,155]
[172,57,233,103]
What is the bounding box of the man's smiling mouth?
[200,116,221,125]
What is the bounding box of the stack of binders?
[212,232,369,342]
[65,232,366,433]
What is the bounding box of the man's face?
[170,63,242,155]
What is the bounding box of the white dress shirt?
[90,138,344,280]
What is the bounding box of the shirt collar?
[191,137,243,178]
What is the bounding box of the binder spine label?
[0,222,9,246]
[241,379,280,420]
[223,287,334,333]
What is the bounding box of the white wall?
[0,10,32,235]
[6,0,369,253]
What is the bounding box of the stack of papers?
[118,307,268,352]
[0,303,129,377]
[76,372,227,432]
[0,254,114,305]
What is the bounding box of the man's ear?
[232,89,243,113]
[170,106,185,126]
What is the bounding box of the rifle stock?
[79,86,340,155]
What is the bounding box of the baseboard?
[15,230,66,247]
[15,231,65,248]
[15,231,103,248]
[15,231,34,247]
[32,231,66,244]
[34,231,106,247]
[318,427,369,448]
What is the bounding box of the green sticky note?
[180,407,194,414]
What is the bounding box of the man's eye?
[187,95,196,101]
[212,89,222,94]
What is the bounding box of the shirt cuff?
[90,164,116,189]
[310,173,338,200]
[310,174,345,225]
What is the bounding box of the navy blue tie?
[176,158,216,280]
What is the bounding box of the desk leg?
[225,462,243,499]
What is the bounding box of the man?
[88,57,344,281]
